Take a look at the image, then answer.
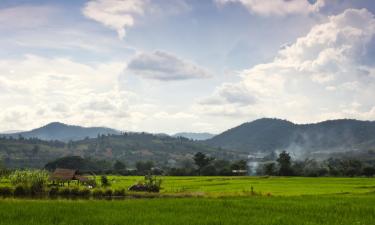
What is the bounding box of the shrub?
[92,189,103,198]
[48,187,59,197]
[78,188,91,197]
[58,188,71,197]
[104,189,112,197]
[101,176,110,187]
[70,187,80,197]
[13,185,27,197]
[0,187,12,197]
[128,175,162,193]
[113,189,125,197]
[9,170,49,193]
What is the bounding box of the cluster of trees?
[258,151,375,177]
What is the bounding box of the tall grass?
[0,196,374,225]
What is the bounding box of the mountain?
[0,132,244,168]
[204,118,375,157]
[173,132,216,141]
[1,122,121,141]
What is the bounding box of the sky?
[1,0,375,134]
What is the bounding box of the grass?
[105,176,375,196]
[0,195,374,225]
[1,176,375,224]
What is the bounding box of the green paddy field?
[1,176,375,225]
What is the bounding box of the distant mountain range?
[1,122,120,141]
[173,132,215,140]
[2,118,375,168]
[205,118,375,157]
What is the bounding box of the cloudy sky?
[1,0,375,134]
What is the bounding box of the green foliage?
[100,175,110,187]
[113,189,125,197]
[9,170,49,193]
[13,185,26,197]
[92,189,104,198]
[0,196,375,225]
[135,161,154,174]
[277,151,293,176]
[0,187,12,196]
[193,152,214,175]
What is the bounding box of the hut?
[49,168,89,186]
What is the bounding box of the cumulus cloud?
[83,0,146,39]
[215,0,325,16]
[0,54,144,130]
[127,50,212,81]
[82,0,190,39]
[198,8,375,122]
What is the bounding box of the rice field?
[106,176,375,196]
[1,176,375,224]
[0,195,374,225]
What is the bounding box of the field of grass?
[1,176,375,224]
[0,195,374,225]
[105,176,375,196]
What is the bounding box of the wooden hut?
[49,168,89,186]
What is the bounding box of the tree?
[277,151,293,176]
[136,161,154,174]
[263,162,276,176]
[114,160,126,171]
[230,160,247,171]
[193,152,214,175]
[363,166,375,177]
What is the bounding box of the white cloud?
[0,5,57,29]
[215,0,325,16]
[198,8,375,122]
[126,50,212,81]
[82,0,191,40]
[83,0,146,39]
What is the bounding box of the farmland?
[1,176,375,225]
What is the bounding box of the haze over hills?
[205,118,375,158]
[1,122,121,141]
[173,132,216,141]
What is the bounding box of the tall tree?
[193,152,214,175]
[277,151,293,176]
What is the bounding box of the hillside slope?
[205,118,375,156]
[2,122,120,141]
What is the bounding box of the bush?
[70,187,80,197]
[101,176,110,187]
[0,187,12,197]
[79,188,91,197]
[104,189,112,197]
[93,189,103,198]
[9,170,49,193]
[13,185,27,197]
[113,189,125,197]
[48,187,59,197]
[58,188,71,197]
[128,175,162,193]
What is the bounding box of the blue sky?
[1,0,375,134]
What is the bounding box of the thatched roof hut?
[50,168,89,183]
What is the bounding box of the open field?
[105,176,375,196]
[1,176,375,224]
[0,195,375,225]
[2,176,375,196]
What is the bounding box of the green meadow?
[1,176,375,225]
[106,176,375,196]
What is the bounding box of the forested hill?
[173,132,216,140]
[204,118,375,155]
[1,122,120,141]
[0,133,244,168]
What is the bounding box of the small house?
[49,168,89,186]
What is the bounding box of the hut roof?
[50,168,77,181]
